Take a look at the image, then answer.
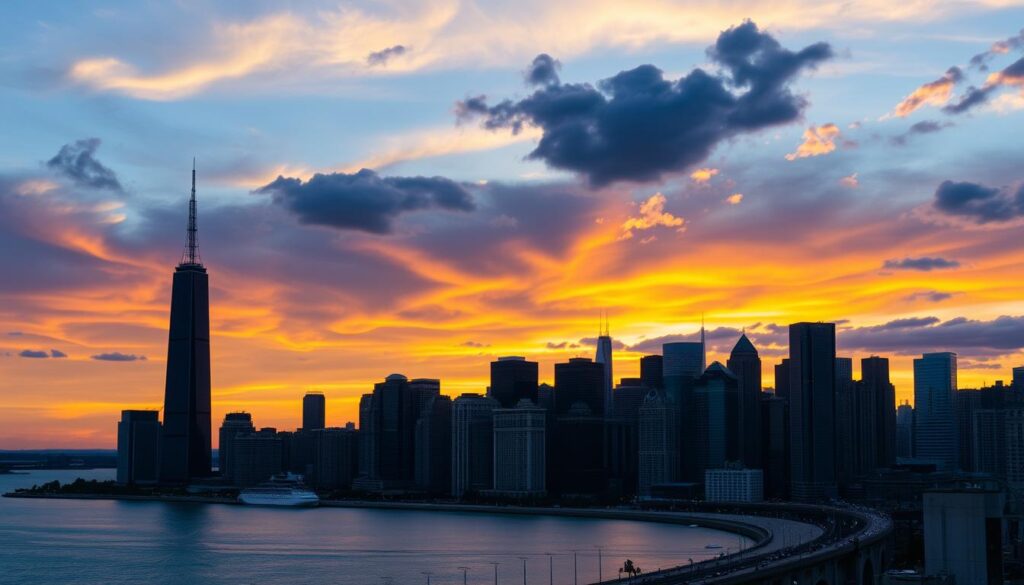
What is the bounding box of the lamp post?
[595,546,603,583]
[458,566,469,585]
[544,553,554,585]
[519,556,528,585]
[490,561,500,585]
[572,550,578,585]
[422,571,432,585]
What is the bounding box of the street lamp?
[572,550,578,585]
[490,561,500,585]
[595,546,603,583]
[519,556,528,585]
[422,571,432,585]
[544,553,555,585]
[458,566,469,585]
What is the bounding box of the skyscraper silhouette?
[914,352,959,471]
[159,164,212,484]
[595,315,614,416]
[788,322,837,501]
[303,392,326,430]
[727,334,762,468]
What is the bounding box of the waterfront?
[0,470,751,585]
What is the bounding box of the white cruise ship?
[238,474,319,507]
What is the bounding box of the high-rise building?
[727,334,762,469]
[1005,407,1024,487]
[788,322,837,501]
[834,357,857,484]
[1013,366,1024,390]
[218,412,254,481]
[354,374,435,491]
[117,410,161,485]
[914,352,959,471]
[489,357,539,408]
[662,341,704,404]
[923,489,1004,585]
[640,355,664,389]
[896,402,914,459]
[302,392,326,430]
[552,401,607,496]
[553,357,605,417]
[705,468,764,503]
[491,399,546,497]
[760,393,789,499]
[863,356,897,468]
[610,380,648,497]
[692,362,739,475]
[594,320,614,416]
[414,395,452,494]
[311,426,358,490]
[160,166,212,484]
[774,359,791,399]
[357,393,376,480]
[451,393,498,497]
[231,428,283,487]
[638,388,677,498]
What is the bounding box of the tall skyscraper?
[489,357,539,408]
[492,399,547,497]
[302,392,326,430]
[451,393,499,497]
[896,402,914,459]
[311,426,358,490]
[1014,366,1024,390]
[594,317,614,416]
[760,393,789,499]
[638,388,677,498]
[788,322,837,501]
[354,374,436,491]
[639,355,664,389]
[692,362,739,475]
[833,357,857,484]
[414,394,452,494]
[218,412,254,481]
[863,356,897,469]
[553,357,605,417]
[160,165,212,484]
[662,341,704,403]
[774,359,791,399]
[914,352,959,471]
[726,334,762,468]
[231,428,283,487]
[117,410,161,485]
[924,489,1004,585]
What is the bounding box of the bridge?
[596,502,892,585]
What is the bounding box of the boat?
[238,473,319,507]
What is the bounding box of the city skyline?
[4,3,1024,449]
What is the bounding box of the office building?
[491,399,546,497]
[705,468,764,503]
[774,359,791,399]
[897,402,914,459]
[864,356,897,468]
[662,340,704,404]
[914,352,959,471]
[489,357,538,408]
[302,392,326,430]
[760,393,789,499]
[834,357,857,484]
[160,167,212,484]
[1014,366,1024,390]
[231,428,283,487]
[594,321,614,416]
[355,374,437,491]
[311,426,358,490]
[116,410,161,485]
[923,489,1004,585]
[640,354,664,389]
[553,401,606,496]
[788,322,837,501]
[638,388,677,498]
[451,393,498,497]
[218,412,254,481]
[692,362,739,475]
[727,334,762,469]
[415,395,452,494]
[553,357,605,417]
[1006,407,1024,487]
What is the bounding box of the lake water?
[0,469,751,585]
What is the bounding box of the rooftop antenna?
[182,158,201,266]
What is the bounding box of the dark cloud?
[578,337,628,350]
[839,315,1024,357]
[46,138,122,192]
[91,352,146,362]
[943,85,995,114]
[256,169,475,234]
[904,290,955,303]
[461,340,490,348]
[456,20,832,186]
[872,316,941,329]
[18,349,49,359]
[960,360,1002,370]
[932,179,1024,223]
[546,341,580,350]
[891,120,952,145]
[882,257,961,271]
[627,326,743,354]
[50,349,67,358]
[525,54,560,86]
[367,45,407,66]
[969,29,1024,71]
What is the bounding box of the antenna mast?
[182,159,201,266]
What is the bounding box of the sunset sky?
[2,1,1024,448]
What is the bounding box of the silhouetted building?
[788,322,837,501]
[1006,407,1024,487]
[1015,366,1024,390]
[834,357,857,484]
[311,426,358,490]
[774,359,791,399]
[610,380,648,497]
[160,167,212,484]
[864,356,897,468]
[923,489,1003,585]
[664,339,705,481]
[218,412,254,481]
[355,374,437,491]
[415,395,452,494]
[357,393,375,479]
[288,429,315,476]
[727,334,762,469]
[693,362,739,476]
[553,357,605,417]
[760,393,789,499]
[914,352,959,471]
[231,428,283,487]
[595,322,614,416]
[491,399,546,497]
[553,401,606,496]
[489,357,538,408]
[705,468,763,503]
[638,388,677,498]
[451,393,498,497]
[897,402,914,459]
[640,354,664,389]
[302,392,326,430]
[117,410,161,485]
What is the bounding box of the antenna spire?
[182,159,201,266]
[700,313,706,372]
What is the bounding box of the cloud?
[839,173,859,188]
[256,168,475,234]
[785,123,840,160]
[627,326,744,354]
[50,349,67,358]
[525,54,561,86]
[19,350,50,359]
[904,290,955,303]
[546,341,580,350]
[888,67,963,117]
[367,45,408,66]
[620,193,685,239]
[969,29,1024,71]
[460,340,490,348]
[457,20,832,186]
[891,120,952,145]
[91,352,146,362]
[690,168,719,183]
[578,337,628,350]
[725,193,744,205]
[839,315,1024,357]
[944,56,1024,114]
[45,138,122,192]
[932,179,1024,223]
[882,256,961,271]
